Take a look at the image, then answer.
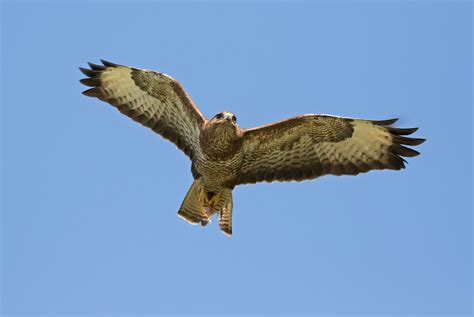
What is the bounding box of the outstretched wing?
[79,60,207,159]
[236,115,425,185]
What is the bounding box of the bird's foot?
[198,187,210,206]
[198,188,222,216]
[208,192,222,207]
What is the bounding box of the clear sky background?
[1,0,472,316]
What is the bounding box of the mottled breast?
[194,152,243,192]
[193,124,244,191]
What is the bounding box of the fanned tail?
[177,179,234,236]
[177,179,209,226]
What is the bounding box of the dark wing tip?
[372,118,399,126]
[416,138,426,144]
[82,87,103,98]
[87,62,106,71]
[101,59,120,67]
[386,153,407,170]
[393,135,426,146]
[387,126,419,135]
[80,77,101,87]
[386,123,424,168]
[80,62,107,94]
[79,67,100,77]
[391,144,420,157]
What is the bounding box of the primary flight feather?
[80,60,425,236]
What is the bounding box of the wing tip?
[83,59,120,71]
[80,61,109,92]
[79,77,101,87]
[367,118,425,171]
[393,135,426,146]
[387,126,419,136]
[371,118,399,126]
[391,144,421,157]
[79,67,98,77]
[101,59,120,67]
[386,123,425,169]
[87,61,105,71]
[82,87,102,98]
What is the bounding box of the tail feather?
[177,179,234,236]
[219,192,233,236]
[177,179,209,226]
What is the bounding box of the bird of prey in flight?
[80,60,425,236]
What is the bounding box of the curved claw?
[208,193,222,207]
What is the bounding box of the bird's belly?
[194,156,241,192]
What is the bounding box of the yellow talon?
[209,192,222,207]
[198,187,221,217]
[198,187,209,206]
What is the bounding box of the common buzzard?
[80,60,425,236]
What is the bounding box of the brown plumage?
[80,60,425,236]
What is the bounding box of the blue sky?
[1,0,472,315]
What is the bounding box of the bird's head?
[210,111,238,127]
[203,111,241,144]
[200,111,243,158]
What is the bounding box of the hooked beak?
[217,113,234,124]
[223,113,233,122]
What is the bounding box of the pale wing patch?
[315,121,393,174]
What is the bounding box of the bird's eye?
[232,115,237,122]
[215,113,223,119]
